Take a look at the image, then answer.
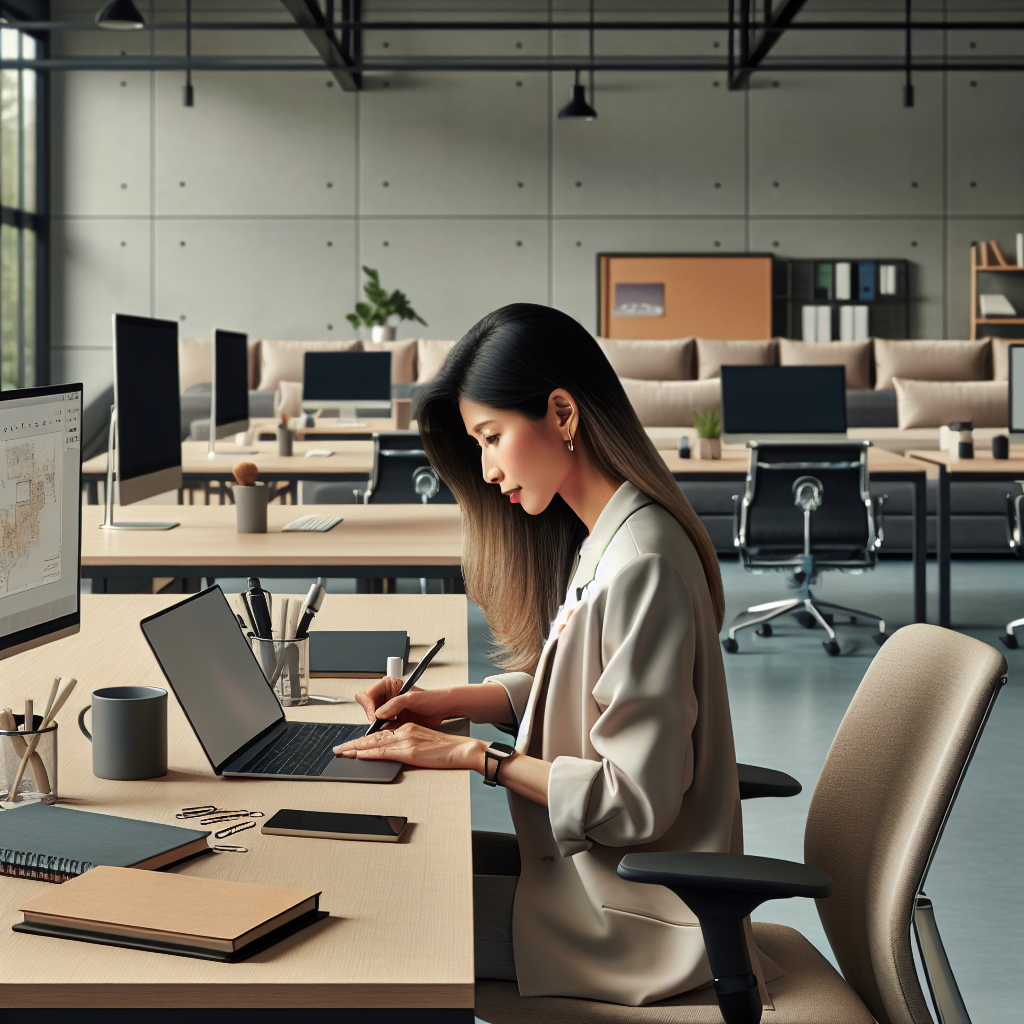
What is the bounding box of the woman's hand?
[334,724,486,772]
[354,677,457,730]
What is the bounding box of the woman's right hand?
[354,677,455,731]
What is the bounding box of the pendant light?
[95,0,145,30]
[558,70,598,120]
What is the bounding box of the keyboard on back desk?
[240,722,366,777]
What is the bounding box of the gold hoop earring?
[566,427,574,453]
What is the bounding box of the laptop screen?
[140,587,283,771]
[721,365,847,435]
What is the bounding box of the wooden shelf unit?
[970,243,1024,340]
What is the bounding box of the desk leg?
[937,465,951,629]
[912,475,926,623]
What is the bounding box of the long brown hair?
[419,304,724,672]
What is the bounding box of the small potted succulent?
[346,266,427,342]
[693,410,722,460]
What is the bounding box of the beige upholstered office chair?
[476,625,1007,1024]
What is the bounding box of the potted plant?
[693,410,722,460]
[346,266,427,342]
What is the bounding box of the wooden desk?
[250,418,404,442]
[907,449,1024,628]
[80,503,463,589]
[82,441,375,506]
[660,447,929,623]
[0,594,473,1018]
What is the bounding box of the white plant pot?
[371,325,396,343]
[695,437,722,460]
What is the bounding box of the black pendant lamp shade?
[95,0,145,30]
[558,72,597,121]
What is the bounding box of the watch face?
[489,742,515,757]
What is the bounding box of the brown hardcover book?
[17,865,321,954]
[989,239,1010,266]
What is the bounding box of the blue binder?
[858,262,876,302]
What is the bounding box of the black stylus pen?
[246,577,274,638]
[365,637,445,735]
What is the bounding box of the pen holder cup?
[252,635,310,707]
[276,425,294,457]
[1,715,57,806]
[234,482,268,533]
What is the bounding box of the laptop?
[140,586,401,783]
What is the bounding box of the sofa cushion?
[178,337,212,393]
[362,338,418,384]
[778,338,873,390]
[596,337,695,380]
[416,339,458,383]
[695,338,777,380]
[257,339,362,391]
[989,337,1021,382]
[893,377,1008,428]
[874,339,990,390]
[619,377,720,427]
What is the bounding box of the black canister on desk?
[678,435,691,459]
[992,435,1010,460]
[951,421,973,460]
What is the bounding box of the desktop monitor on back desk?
[721,365,848,444]
[302,351,392,421]
[106,313,181,531]
[208,329,251,457]
[1010,344,1024,442]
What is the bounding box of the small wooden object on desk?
[394,398,413,431]
[232,462,267,534]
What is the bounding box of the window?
[1,25,40,390]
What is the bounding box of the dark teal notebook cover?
[0,803,210,875]
[309,630,410,676]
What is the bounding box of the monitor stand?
[99,409,179,531]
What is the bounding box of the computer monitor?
[0,384,82,660]
[208,329,251,457]
[302,351,392,421]
[1010,344,1024,442]
[721,365,848,444]
[107,314,181,530]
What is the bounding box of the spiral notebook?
[0,803,211,883]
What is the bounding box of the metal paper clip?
[214,820,256,839]
[200,812,251,825]
[212,845,249,853]
[176,805,216,819]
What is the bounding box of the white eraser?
[386,657,404,680]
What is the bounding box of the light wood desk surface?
[906,448,1024,474]
[80,503,463,572]
[659,445,921,475]
[0,594,473,1011]
[250,417,406,440]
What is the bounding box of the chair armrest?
[736,763,802,800]
[618,852,831,1024]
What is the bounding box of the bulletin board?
[598,254,775,340]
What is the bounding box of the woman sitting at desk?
[334,304,744,1006]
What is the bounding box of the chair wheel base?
[873,632,887,646]
[795,611,817,629]
[823,640,841,656]
[722,637,739,653]
[756,623,773,638]
[1001,633,1019,650]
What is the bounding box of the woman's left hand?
[333,723,486,772]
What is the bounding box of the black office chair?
[1001,480,1023,649]
[355,431,456,505]
[723,441,886,657]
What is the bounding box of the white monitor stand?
[100,409,179,531]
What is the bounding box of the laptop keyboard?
[238,722,366,777]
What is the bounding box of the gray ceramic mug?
[78,686,168,780]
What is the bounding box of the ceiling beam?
[279,0,360,91]
[731,0,808,90]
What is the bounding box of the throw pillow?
[596,337,696,380]
[893,378,1008,428]
[178,337,212,393]
[363,338,418,384]
[417,340,458,383]
[619,377,721,427]
[989,337,1021,382]
[695,338,777,380]
[777,338,873,390]
[257,339,362,392]
[874,339,990,391]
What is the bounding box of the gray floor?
[467,557,1024,1024]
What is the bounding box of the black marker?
[364,637,445,735]
[246,577,273,638]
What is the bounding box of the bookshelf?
[787,259,910,341]
[970,243,1024,340]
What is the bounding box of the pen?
[296,577,326,636]
[246,577,273,638]
[365,637,445,735]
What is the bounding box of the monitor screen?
[721,365,847,435]
[0,384,82,659]
[113,315,181,486]
[1010,344,1024,434]
[302,351,391,403]
[213,329,249,433]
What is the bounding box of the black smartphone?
[261,808,408,842]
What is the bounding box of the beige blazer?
[486,482,742,1005]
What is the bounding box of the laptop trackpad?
[320,757,402,783]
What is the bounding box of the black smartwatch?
[483,741,516,787]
